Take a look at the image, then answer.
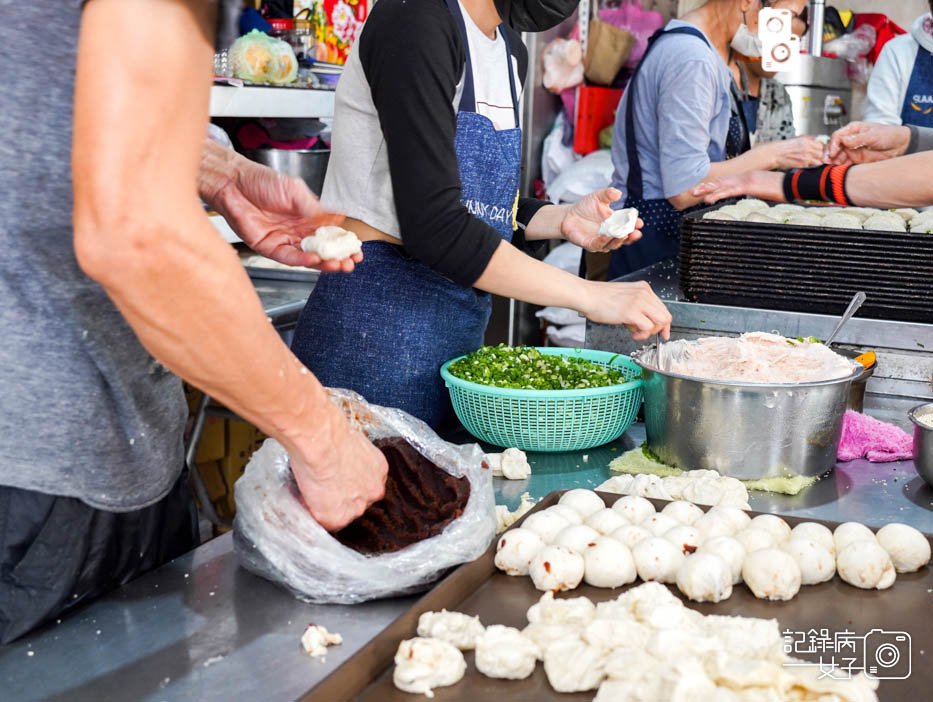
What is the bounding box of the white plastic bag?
[546,322,587,348]
[536,306,585,326]
[542,242,583,274]
[547,149,614,204]
[542,113,579,190]
[233,389,496,604]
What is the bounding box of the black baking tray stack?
[679,205,933,323]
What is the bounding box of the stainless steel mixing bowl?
[633,351,859,481]
[908,403,933,489]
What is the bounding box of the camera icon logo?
[862,629,911,680]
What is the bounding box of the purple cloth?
[837,410,914,463]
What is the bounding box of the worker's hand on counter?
[560,188,644,253]
[825,122,911,165]
[755,135,825,171]
[289,404,388,531]
[693,170,784,204]
[579,280,672,341]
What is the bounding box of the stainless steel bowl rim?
[908,402,933,429]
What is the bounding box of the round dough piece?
[558,489,605,519]
[703,210,737,221]
[546,504,585,525]
[474,625,540,680]
[584,537,637,588]
[555,524,601,554]
[393,637,466,697]
[820,212,863,230]
[526,591,596,628]
[790,522,835,556]
[863,213,906,232]
[787,213,823,228]
[706,505,751,533]
[661,500,705,526]
[834,522,876,554]
[676,552,734,603]
[587,508,629,536]
[694,512,737,541]
[522,510,571,544]
[699,535,746,584]
[664,525,704,555]
[611,524,653,550]
[640,513,681,537]
[632,536,686,584]
[780,538,835,585]
[494,528,545,576]
[300,226,363,260]
[530,545,585,592]
[735,198,770,214]
[749,514,792,544]
[893,208,919,222]
[543,635,608,693]
[745,211,780,224]
[598,207,639,240]
[417,610,485,651]
[837,540,896,590]
[742,548,802,601]
[876,523,932,573]
[735,527,776,555]
[612,495,656,523]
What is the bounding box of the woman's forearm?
[669,147,778,209]
[522,203,568,241]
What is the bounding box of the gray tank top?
[0,1,187,511]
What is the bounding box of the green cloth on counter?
[609,446,820,496]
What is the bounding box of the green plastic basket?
[440,348,643,452]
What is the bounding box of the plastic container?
[573,86,623,155]
[440,348,643,452]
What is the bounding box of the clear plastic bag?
[233,389,496,604]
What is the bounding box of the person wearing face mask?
[606,0,824,280]
[289,0,673,430]
[863,2,933,128]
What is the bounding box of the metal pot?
[837,349,876,413]
[241,148,331,195]
[633,352,858,480]
[908,403,933,489]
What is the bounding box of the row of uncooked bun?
[495,490,930,603]
[703,198,933,233]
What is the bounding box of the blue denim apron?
[899,46,933,127]
[290,0,522,429]
[608,27,749,280]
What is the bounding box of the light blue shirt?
[610,20,734,201]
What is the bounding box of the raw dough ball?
[640,513,680,537]
[834,522,876,554]
[393,637,466,697]
[543,636,608,693]
[495,492,536,534]
[787,213,823,227]
[300,225,362,260]
[790,522,835,556]
[474,625,540,680]
[745,211,780,224]
[735,527,776,555]
[583,618,651,650]
[820,212,863,230]
[612,495,656,523]
[699,535,746,584]
[742,548,801,600]
[611,524,652,550]
[558,489,605,519]
[584,537,637,588]
[530,545,585,592]
[780,538,835,585]
[664,525,704,555]
[749,514,791,544]
[837,540,897,590]
[494,528,545,576]
[522,622,577,660]
[546,504,584,525]
[417,610,485,651]
[863,213,906,232]
[526,591,596,628]
[661,500,705,525]
[706,505,752,533]
[522,510,571,544]
[676,552,734,603]
[893,207,919,221]
[555,524,601,554]
[876,523,932,573]
[703,210,737,221]
[736,198,770,214]
[694,512,737,541]
[599,207,639,239]
[485,447,531,479]
[629,474,672,500]
[587,507,629,535]
[632,536,686,584]
[301,624,342,657]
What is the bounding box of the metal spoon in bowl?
[824,291,867,347]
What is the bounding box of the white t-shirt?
[864,13,933,124]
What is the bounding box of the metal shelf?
[209,85,335,118]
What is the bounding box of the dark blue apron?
[899,46,933,127]
[608,27,750,281]
[290,0,522,429]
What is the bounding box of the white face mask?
[731,23,763,57]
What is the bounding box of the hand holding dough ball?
[583,537,637,588]
[586,508,629,536]
[676,552,734,603]
[834,522,876,554]
[699,535,745,584]
[780,538,835,585]
[558,489,606,520]
[598,207,639,240]
[522,510,571,544]
[300,226,363,260]
[632,536,685,584]
[742,548,801,600]
[661,500,705,526]
[790,522,835,556]
[530,545,585,592]
[474,625,540,680]
[612,495,656,523]
[554,524,601,554]
[392,637,466,697]
[876,523,931,573]
[611,524,652,550]
[494,528,545,576]
[837,540,896,590]
[749,514,791,543]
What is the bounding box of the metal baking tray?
[244,266,320,283]
[300,491,933,701]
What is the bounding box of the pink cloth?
[837,410,914,463]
